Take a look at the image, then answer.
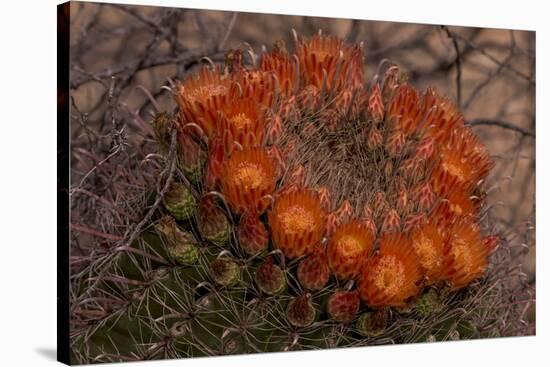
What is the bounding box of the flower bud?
[356,310,388,337]
[154,216,199,265]
[163,182,197,221]
[210,256,240,287]
[198,197,231,246]
[238,212,269,255]
[297,245,330,291]
[255,256,286,295]
[415,288,444,317]
[327,290,360,322]
[286,294,316,328]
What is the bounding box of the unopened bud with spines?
[163,182,197,221]
[210,256,240,287]
[171,242,200,265]
[255,256,286,295]
[356,309,388,337]
[198,197,232,246]
[238,212,269,255]
[415,288,444,318]
[154,216,200,265]
[151,112,172,154]
[297,245,330,291]
[286,294,316,328]
[327,290,360,322]
[177,131,206,185]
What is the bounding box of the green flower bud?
[163,182,197,221]
[286,294,316,328]
[356,310,387,337]
[255,256,286,295]
[198,197,232,246]
[152,112,172,154]
[210,257,240,287]
[170,242,200,265]
[415,288,444,317]
[178,131,207,185]
[155,216,200,265]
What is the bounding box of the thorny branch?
[441,26,463,108]
[469,119,535,138]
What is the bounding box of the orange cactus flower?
[410,219,445,285]
[442,218,494,290]
[445,189,477,217]
[386,84,422,136]
[175,66,235,138]
[220,147,276,214]
[437,127,494,189]
[420,88,464,143]
[259,50,298,97]
[268,188,327,258]
[236,69,277,108]
[296,34,364,92]
[204,137,226,190]
[327,221,375,280]
[358,233,423,308]
[217,98,267,151]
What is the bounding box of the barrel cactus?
[70,32,529,364]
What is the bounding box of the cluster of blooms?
[170,33,499,317]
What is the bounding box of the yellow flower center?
[189,84,227,102]
[230,113,253,130]
[450,240,474,273]
[338,235,366,258]
[232,163,266,191]
[441,160,467,182]
[373,256,405,295]
[279,205,315,235]
[312,50,332,60]
[413,233,440,271]
[246,71,265,84]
